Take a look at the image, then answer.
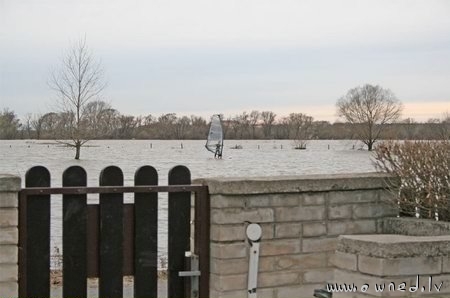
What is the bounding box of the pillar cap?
[0,174,21,192]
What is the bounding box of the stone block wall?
[196,173,398,298]
[334,234,450,297]
[0,174,20,297]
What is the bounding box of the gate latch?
[179,251,201,298]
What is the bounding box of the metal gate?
[18,165,210,298]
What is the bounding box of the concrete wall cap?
[337,234,450,258]
[383,217,450,236]
[194,172,396,195]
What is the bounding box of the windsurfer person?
[214,142,222,159]
[206,114,224,158]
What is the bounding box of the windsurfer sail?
[205,114,224,158]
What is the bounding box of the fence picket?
[99,166,124,297]
[62,166,87,298]
[134,165,159,297]
[168,165,191,298]
[22,166,51,297]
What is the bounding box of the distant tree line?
[1,104,448,141]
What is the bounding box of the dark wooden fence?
[19,165,210,298]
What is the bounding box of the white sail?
[205,114,223,158]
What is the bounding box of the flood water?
[0,139,375,264]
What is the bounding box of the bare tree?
[190,115,208,139]
[288,113,313,149]
[31,113,44,140]
[49,38,106,159]
[227,116,240,139]
[175,116,191,139]
[116,115,137,139]
[436,112,450,140]
[143,114,155,126]
[261,111,276,139]
[100,108,120,137]
[276,116,291,139]
[83,100,112,138]
[218,116,232,138]
[22,113,33,139]
[336,84,402,151]
[249,110,260,139]
[40,112,60,138]
[157,113,177,139]
[236,112,250,138]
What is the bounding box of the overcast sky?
[1,0,449,121]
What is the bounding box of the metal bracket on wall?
[179,251,201,298]
[246,223,262,298]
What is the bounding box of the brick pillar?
[0,174,21,297]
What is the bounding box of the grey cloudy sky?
[1,0,449,121]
